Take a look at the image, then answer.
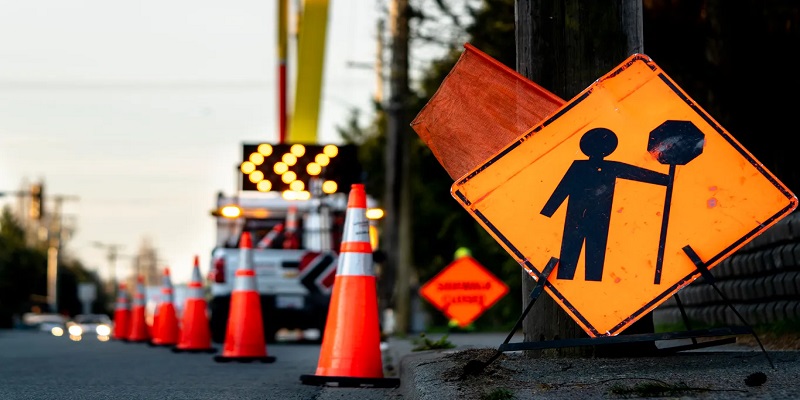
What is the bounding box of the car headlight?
[96,324,111,336]
[68,325,83,336]
[51,327,64,337]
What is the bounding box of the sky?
[0,0,381,285]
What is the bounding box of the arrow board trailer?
[207,190,380,343]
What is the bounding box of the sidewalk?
[394,334,800,399]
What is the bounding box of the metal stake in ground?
[647,120,705,284]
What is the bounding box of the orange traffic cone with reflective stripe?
[174,255,216,353]
[300,184,399,387]
[151,267,180,346]
[213,232,275,363]
[112,282,131,341]
[127,275,150,343]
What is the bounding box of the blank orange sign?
[451,54,797,337]
[419,256,509,328]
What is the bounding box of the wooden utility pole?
[47,194,79,313]
[383,0,412,334]
[515,0,647,357]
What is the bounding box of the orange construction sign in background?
[451,54,797,337]
[420,256,509,328]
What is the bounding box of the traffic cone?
[127,275,150,343]
[112,282,130,341]
[213,232,276,363]
[151,267,180,347]
[173,255,216,353]
[300,184,399,388]
[257,223,284,249]
[283,205,300,249]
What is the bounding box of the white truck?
[207,190,379,343]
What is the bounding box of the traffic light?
[239,143,363,195]
[30,183,44,220]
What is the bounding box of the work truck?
[206,141,380,343]
[207,191,343,343]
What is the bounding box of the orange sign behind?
[420,256,509,328]
[451,54,797,337]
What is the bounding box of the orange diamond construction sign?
[420,256,509,328]
[451,53,797,337]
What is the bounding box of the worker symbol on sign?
[540,122,704,283]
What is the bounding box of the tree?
[0,208,47,327]
[0,207,110,327]
[642,0,800,195]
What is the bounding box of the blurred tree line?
[340,0,800,331]
[0,208,110,328]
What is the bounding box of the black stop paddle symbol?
[648,120,705,284]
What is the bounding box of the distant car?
[67,314,113,338]
[21,313,68,336]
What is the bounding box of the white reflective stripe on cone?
[341,208,370,244]
[133,290,145,306]
[233,271,257,291]
[191,264,203,283]
[187,266,204,298]
[186,285,204,299]
[161,276,174,303]
[238,248,254,271]
[116,290,130,309]
[337,252,373,276]
[234,245,258,291]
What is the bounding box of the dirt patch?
[441,348,516,382]
[736,332,800,350]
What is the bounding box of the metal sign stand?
[466,250,774,376]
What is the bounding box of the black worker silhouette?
[540,127,670,281]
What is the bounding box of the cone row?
[104,185,398,389]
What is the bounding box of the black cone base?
[300,374,400,388]
[213,355,276,363]
[172,346,217,354]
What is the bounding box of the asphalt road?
[0,329,413,400]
